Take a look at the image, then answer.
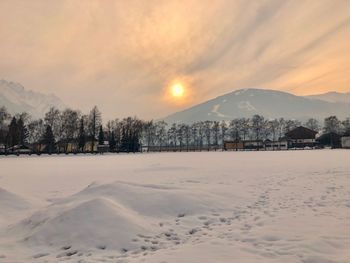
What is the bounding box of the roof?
[285,126,317,139]
[243,140,263,143]
[316,132,341,141]
[224,139,242,143]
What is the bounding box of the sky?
[0,0,350,119]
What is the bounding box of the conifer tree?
[17,118,28,145]
[42,125,55,154]
[7,117,19,148]
[98,125,104,145]
[78,117,86,152]
[109,131,116,152]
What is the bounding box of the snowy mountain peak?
[163,88,350,123]
[0,79,66,118]
[306,91,350,104]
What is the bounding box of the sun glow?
[171,83,185,97]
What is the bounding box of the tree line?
[0,105,349,154]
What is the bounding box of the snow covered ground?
[0,150,349,263]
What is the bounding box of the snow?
[0,79,65,118]
[238,100,256,111]
[211,104,230,118]
[0,150,350,262]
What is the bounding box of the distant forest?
[0,105,349,154]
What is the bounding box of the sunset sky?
[0,0,350,119]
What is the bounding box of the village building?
[285,126,318,148]
[6,144,32,154]
[316,132,342,148]
[97,141,110,153]
[223,139,244,151]
[264,138,289,151]
[243,140,264,150]
[341,132,350,149]
[0,144,5,153]
[56,139,79,153]
[84,139,99,152]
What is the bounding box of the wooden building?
[264,138,289,151]
[341,132,350,149]
[223,139,244,151]
[316,132,341,148]
[285,126,318,148]
[243,140,264,150]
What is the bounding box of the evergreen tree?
[78,117,86,152]
[17,118,28,145]
[88,106,102,152]
[42,125,55,154]
[98,125,104,145]
[0,106,11,147]
[109,131,116,151]
[7,117,19,148]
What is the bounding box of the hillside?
[163,88,350,123]
[0,79,65,118]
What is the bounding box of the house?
[223,139,244,151]
[84,139,99,152]
[316,132,341,148]
[57,139,78,153]
[264,138,289,151]
[97,141,110,153]
[7,144,32,154]
[341,132,350,149]
[0,144,5,153]
[243,140,264,150]
[285,126,318,148]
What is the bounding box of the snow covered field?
[0,150,350,263]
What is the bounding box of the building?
[0,144,5,153]
[341,132,350,149]
[316,132,341,148]
[264,138,289,151]
[223,139,244,151]
[97,141,110,153]
[285,126,318,148]
[243,140,264,150]
[57,139,79,153]
[6,144,32,154]
[84,139,99,152]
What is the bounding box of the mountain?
[305,91,350,104]
[0,79,65,118]
[163,88,350,123]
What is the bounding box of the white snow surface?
[0,150,349,262]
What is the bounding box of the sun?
[171,83,185,97]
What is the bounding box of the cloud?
[0,0,349,119]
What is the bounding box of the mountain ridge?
[163,88,350,123]
[0,79,66,118]
[305,91,350,104]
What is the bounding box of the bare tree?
[212,121,220,149]
[267,119,279,150]
[284,119,300,133]
[27,119,45,151]
[304,118,320,132]
[60,109,80,152]
[342,117,350,134]
[220,121,228,146]
[0,106,11,147]
[324,116,341,133]
[251,115,264,141]
[203,121,212,149]
[155,121,167,151]
[239,118,250,140]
